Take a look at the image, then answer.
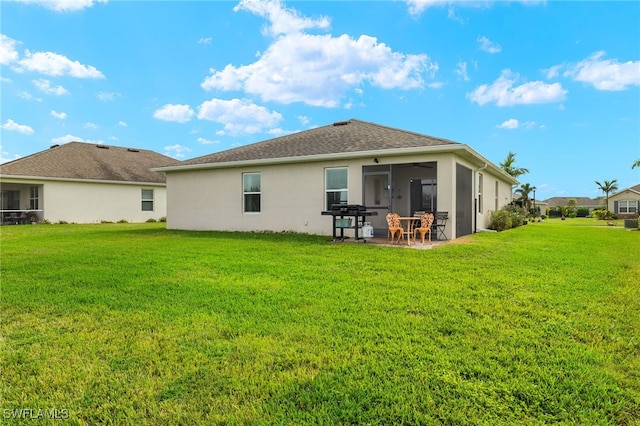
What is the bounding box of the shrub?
[146,218,157,223]
[159,217,167,222]
[592,209,614,220]
[489,205,528,231]
[489,210,512,232]
[576,207,590,218]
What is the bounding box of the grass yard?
[1,219,639,424]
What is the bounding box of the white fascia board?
[0,175,166,186]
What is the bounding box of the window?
[243,173,261,213]
[478,173,483,212]
[30,186,39,210]
[494,181,499,211]
[141,189,154,211]
[617,200,638,213]
[325,167,348,209]
[1,190,20,210]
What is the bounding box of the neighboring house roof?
[610,184,640,198]
[543,196,604,208]
[0,142,175,184]
[176,119,461,166]
[156,118,518,184]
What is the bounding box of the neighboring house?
[0,142,175,224]
[544,196,604,212]
[608,184,640,219]
[154,119,517,239]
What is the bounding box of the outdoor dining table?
[398,217,420,246]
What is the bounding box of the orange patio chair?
[413,212,435,245]
[386,213,403,243]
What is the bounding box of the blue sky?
[1,0,639,200]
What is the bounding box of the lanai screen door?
[363,167,391,234]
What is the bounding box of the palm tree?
[633,159,640,169]
[499,151,529,179]
[515,183,534,211]
[595,179,618,211]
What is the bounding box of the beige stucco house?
[0,142,174,224]
[155,120,517,240]
[608,184,640,219]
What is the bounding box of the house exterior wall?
[608,188,640,219]
[0,177,167,223]
[164,151,516,239]
[476,169,514,230]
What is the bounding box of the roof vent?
[96,144,110,149]
[50,144,60,149]
[127,148,140,153]
[333,120,350,126]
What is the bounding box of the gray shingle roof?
[178,119,461,167]
[543,196,604,208]
[0,142,175,184]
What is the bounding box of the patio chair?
[434,211,448,240]
[413,212,435,245]
[386,213,403,243]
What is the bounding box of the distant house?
[154,119,518,239]
[608,184,640,219]
[543,196,604,213]
[0,142,175,224]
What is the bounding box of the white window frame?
[478,173,483,213]
[141,189,154,212]
[30,186,39,210]
[325,167,348,210]
[243,172,261,213]
[619,200,638,213]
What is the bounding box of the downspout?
[474,162,488,233]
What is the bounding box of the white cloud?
[98,91,120,101]
[196,137,218,145]
[164,144,192,159]
[51,134,101,144]
[202,33,434,107]
[1,119,35,135]
[563,51,640,91]
[84,122,98,129]
[197,98,283,135]
[542,64,562,79]
[198,37,212,45]
[16,0,107,12]
[51,110,67,119]
[17,91,43,102]
[118,121,127,127]
[497,118,519,129]
[17,50,104,78]
[455,61,469,81]
[32,78,69,95]
[234,0,331,37]
[468,70,567,106]
[0,35,19,65]
[477,36,501,54]
[153,104,194,123]
[405,0,450,17]
[203,1,435,107]
[496,119,537,129]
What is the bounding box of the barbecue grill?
[321,204,375,242]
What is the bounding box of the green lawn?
[1,219,638,425]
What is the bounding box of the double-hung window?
[325,167,348,209]
[141,189,154,211]
[30,186,39,210]
[243,173,261,213]
[618,200,638,214]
